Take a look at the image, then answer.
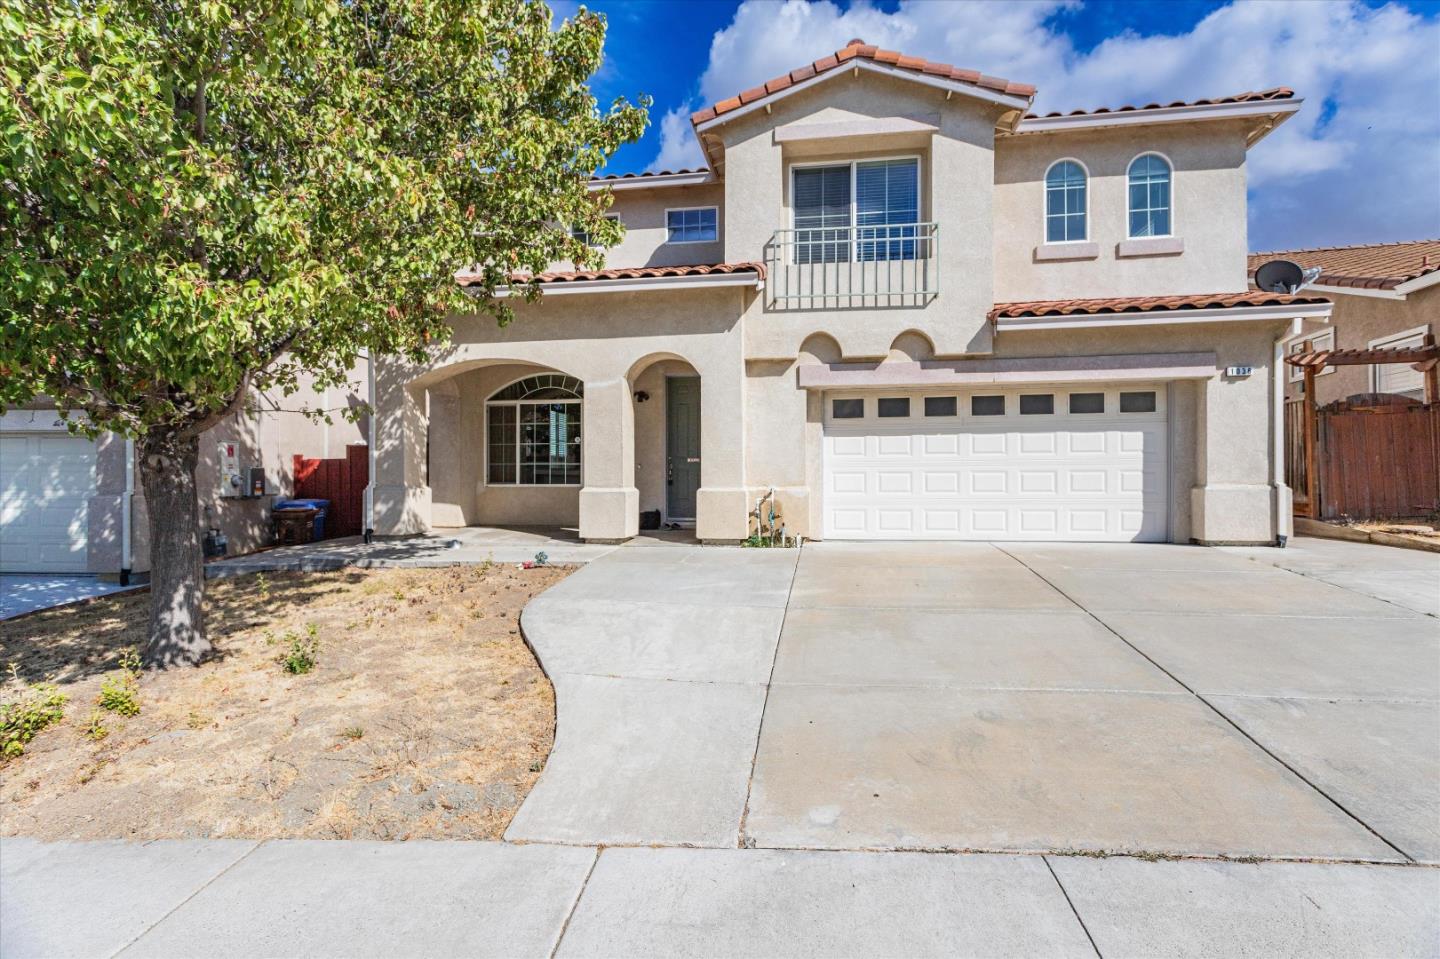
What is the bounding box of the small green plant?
[83,709,109,742]
[279,626,321,674]
[341,726,364,741]
[1,664,68,760]
[186,710,211,730]
[97,648,142,716]
[256,571,271,601]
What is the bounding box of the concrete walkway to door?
[515,536,1439,863]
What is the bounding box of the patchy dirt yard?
[0,562,569,841]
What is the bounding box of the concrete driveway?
[515,536,1439,864]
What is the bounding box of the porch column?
[369,355,432,535]
[578,377,638,542]
[695,362,750,542]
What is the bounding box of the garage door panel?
[823,387,1169,542]
[0,432,95,572]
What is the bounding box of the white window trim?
[1368,324,1430,393]
[1126,151,1175,240]
[1043,157,1090,244]
[1288,327,1335,383]
[484,375,584,488]
[662,205,720,245]
[570,214,620,249]
[789,154,925,263]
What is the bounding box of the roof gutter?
[588,170,716,192]
[479,272,765,297]
[994,301,1333,332]
[1013,97,1302,142]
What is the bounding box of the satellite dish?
[1255,259,1305,293]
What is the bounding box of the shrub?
[83,710,109,742]
[1,664,68,760]
[97,648,142,716]
[279,625,321,675]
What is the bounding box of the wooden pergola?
[1285,332,1440,516]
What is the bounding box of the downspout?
[120,437,134,585]
[364,350,376,544]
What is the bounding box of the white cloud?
[651,102,707,171]
[649,0,1440,249]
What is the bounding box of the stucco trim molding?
[1035,242,1100,262]
[774,114,940,144]
[796,352,1219,389]
[1117,236,1185,258]
[995,302,1332,332]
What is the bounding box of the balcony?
[764,222,939,310]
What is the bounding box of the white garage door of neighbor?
[822,385,1169,542]
[0,433,96,572]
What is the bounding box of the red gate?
[293,444,369,538]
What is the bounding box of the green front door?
[666,377,701,520]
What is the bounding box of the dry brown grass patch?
[0,562,569,841]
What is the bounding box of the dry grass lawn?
[0,562,569,841]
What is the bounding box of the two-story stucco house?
[367,41,1332,547]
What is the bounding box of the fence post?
[1302,342,1319,518]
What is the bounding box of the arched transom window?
[1045,160,1087,243]
[486,374,582,486]
[1127,153,1172,238]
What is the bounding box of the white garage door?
[822,385,1169,542]
[0,433,96,572]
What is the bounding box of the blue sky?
[566,0,1440,251]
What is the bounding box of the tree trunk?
[139,430,210,667]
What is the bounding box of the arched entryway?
[629,354,702,529]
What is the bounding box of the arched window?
[486,374,582,486]
[1044,160,1087,243]
[1127,153,1172,238]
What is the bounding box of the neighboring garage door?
[0,432,96,572]
[822,385,1169,541]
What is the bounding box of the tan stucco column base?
[696,487,752,542]
[372,483,432,536]
[579,486,638,542]
[1189,484,1280,546]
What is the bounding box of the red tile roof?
[590,168,710,182]
[1247,239,1440,291]
[1024,87,1294,120]
[990,291,1329,320]
[691,40,1035,126]
[457,262,765,288]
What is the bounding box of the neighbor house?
[1,365,369,576]
[367,40,1330,546]
[1248,239,1439,405]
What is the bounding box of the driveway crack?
[1043,855,1103,958]
[736,550,804,848]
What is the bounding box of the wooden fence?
[293,444,369,538]
[1286,398,1440,520]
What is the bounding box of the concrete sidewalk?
[2,838,1436,958]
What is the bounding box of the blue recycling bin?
[274,498,330,540]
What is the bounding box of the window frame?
[663,205,719,245]
[1126,152,1174,240]
[484,374,584,488]
[570,214,620,249]
[789,154,924,264]
[1288,328,1336,383]
[1043,158,1090,244]
[1368,324,1430,395]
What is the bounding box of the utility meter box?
[218,442,243,498]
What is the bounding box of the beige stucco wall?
[1287,286,1435,404]
[993,121,1251,302]
[715,71,1005,358]
[575,184,726,271]
[372,287,754,542]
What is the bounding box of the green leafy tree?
[1,0,646,666]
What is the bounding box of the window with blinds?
[793,165,852,264]
[856,158,919,261]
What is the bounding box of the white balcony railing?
[764,222,939,309]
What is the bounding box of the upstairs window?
[1045,160,1087,243]
[570,215,620,248]
[793,158,920,263]
[1127,154,1172,238]
[666,207,718,244]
